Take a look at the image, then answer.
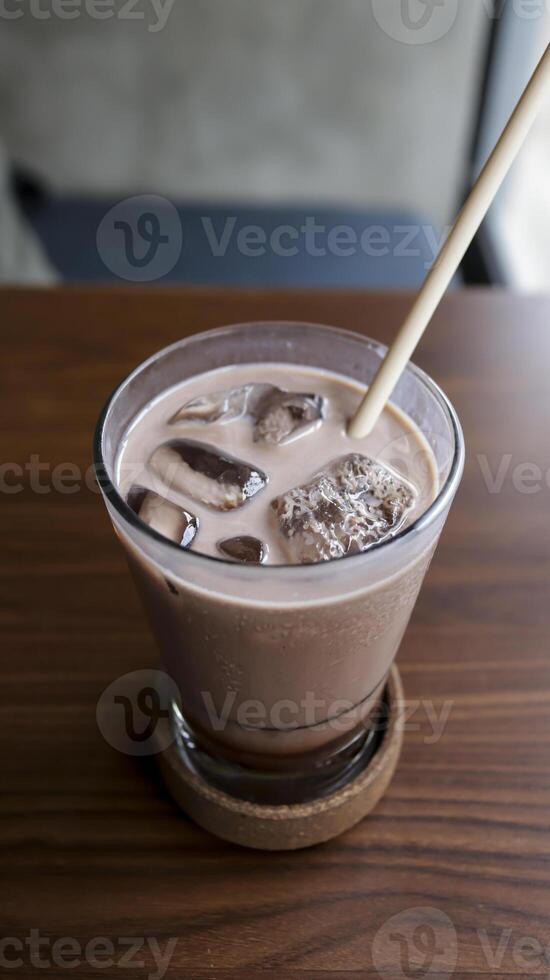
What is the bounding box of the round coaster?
[157,664,404,851]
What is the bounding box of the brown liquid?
[117,363,437,564]
[116,363,439,770]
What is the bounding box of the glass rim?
[93,320,465,573]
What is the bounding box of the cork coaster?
[157,664,404,851]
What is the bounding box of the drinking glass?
[94,322,464,805]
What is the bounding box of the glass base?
[170,689,390,806]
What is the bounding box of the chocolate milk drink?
[96,322,463,804]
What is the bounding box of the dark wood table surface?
[2,286,550,979]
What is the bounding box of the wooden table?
[3,287,550,979]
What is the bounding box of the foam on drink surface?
[116,363,439,565]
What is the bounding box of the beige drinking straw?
[348,42,550,440]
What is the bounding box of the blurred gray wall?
[0,0,489,277]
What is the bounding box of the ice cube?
[169,383,275,425]
[253,389,324,445]
[170,382,324,445]
[127,485,198,547]
[149,439,267,511]
[271,454,415,564]
[217,535,267,564]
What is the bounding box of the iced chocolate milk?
[95,322,463,804]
